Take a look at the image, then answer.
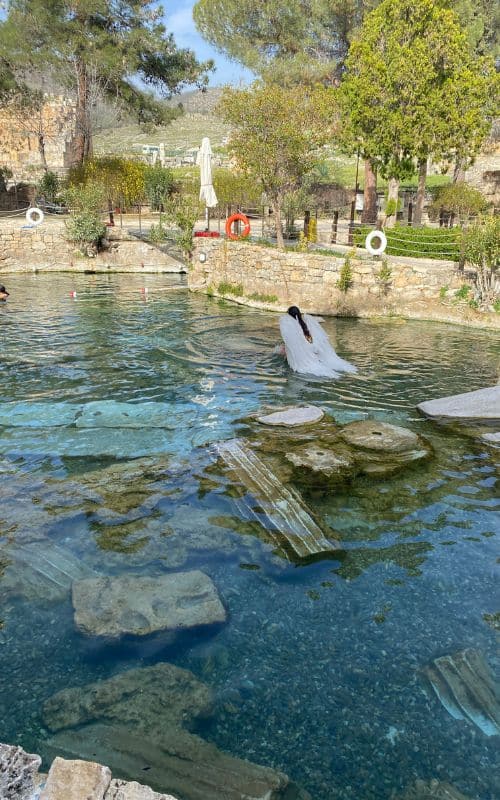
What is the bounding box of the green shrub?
[454,284,472,301]
[148,222,169,243]
[37,171,60,204]
[354,225,461,261]
[164,194,203,259]
[217,281,244,296]
[144,165,175,210]
[376,258,392,290]
[429,182,489,223]
[64,183,106,253]
[336,253,353,293]
[439,285,449,299]
[248,292,278,303]
[462,215,500,302]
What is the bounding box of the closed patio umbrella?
[196,137,218,229]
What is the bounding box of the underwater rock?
[215,438,339,560]
[417,385,500,426]
[106,779,178,799]
[0,401,80,428]
[72,571,226,638]
[41,663,303,800]
[480,432,500,445]
[40,756,111,800]
[43,662,212,733]
[1,541,97,604]
[0,742,42,800]
[256,406,324,427]
[421,648,500,736]
[42,725,294,800]
[75,401,176,429]
[284,443,356,485]
[394,778,471,799]
[339,419,432,475]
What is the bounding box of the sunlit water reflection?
[0,273,499,800]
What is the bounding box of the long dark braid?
[287,306,312,342]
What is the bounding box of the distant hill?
[174,87,225,115]
[94,88,230,157]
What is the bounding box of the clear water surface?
[0,273,499,800]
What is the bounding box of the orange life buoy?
[225,213,251,240]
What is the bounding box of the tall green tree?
[0,0,213,166]
[338,0,497,226]
[195,0,497,223]
[218,82,335,249]
[194,0,374,83]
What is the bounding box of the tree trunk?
[385,177,399,228]
[37,133,48,172]
[453,157,466,183]
[304,209,310,238]
[361,160,377,223]
[413,158,427,226]
[273,201,285,250]
[72,60,93,167]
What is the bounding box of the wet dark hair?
[287,306,312,342]
[0,286,6,292]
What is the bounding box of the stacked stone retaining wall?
[0,219,184,273]
[189,238,500,329]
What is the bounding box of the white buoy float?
[26,207,45,226]
[365,229,387,256]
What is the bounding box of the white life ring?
[26,207,44,226]
[365,229,387,256]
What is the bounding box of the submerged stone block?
[41,662,306,800]
[75,401,176,429]
[0,401,80,428]
[215,437,339,560]
[72,571,226,638]
[421,648,500,737]
[256,405,324,427]
[417,385,500,425]
[43,662,212,733]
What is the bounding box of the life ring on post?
[26,207,45,226]
[365,229,387,256]
[225,213,251,240]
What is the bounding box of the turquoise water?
[0,273,499,799]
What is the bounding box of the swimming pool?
[0,272,498,800]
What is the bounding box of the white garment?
[279,313,357,378]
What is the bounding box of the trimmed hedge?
[354,225,461,261]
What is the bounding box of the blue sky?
[165,0,254,86]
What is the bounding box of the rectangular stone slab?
[0,402,81,427]
[417,386,500,424]
[75,401,176,429]
[42,724,290,800]
[215,438,339,560]
[72,571,226,639]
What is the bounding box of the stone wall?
[189,238,500,329]
[0,219,184,274]
[0,95,76,182]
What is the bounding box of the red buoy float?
[225,213,251,241]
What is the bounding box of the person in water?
[0,285,9,301]
[279,305,357,378]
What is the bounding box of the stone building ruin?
[0,94,77,182]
